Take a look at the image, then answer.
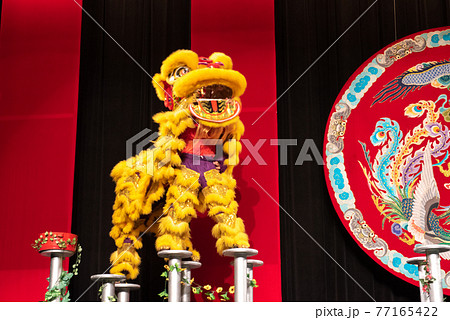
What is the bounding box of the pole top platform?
[90,274,126,283]
[247,259,264,267]
[223,248,258,258]
[181,261,202,269]
[115,283,141,291]
[414,244,450,254]
[39,249,75,258]
[406,256,426,265]
[157,250,192,259]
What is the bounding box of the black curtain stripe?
[275,0,450,301]
[70,0,190,302]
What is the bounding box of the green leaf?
[44,292,53,301]
[169,263,181,273]
[181,277,189,284]
[62,272,73,282]
[98,284,104,297]
[158,290,168,298]
[250,279,258,288]
[220,292,230,301]
[62,291,70,302]
[205,292,215,300]
[160,271,168,278]
[56,282,66,290]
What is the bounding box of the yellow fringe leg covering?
[109,217,147,279]
[202,169,250,255]
[183,238,200,261]
[110,243,141,280]
[155,166,201,258]
[109,148,173,279]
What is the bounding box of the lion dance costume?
[109,50,250,279]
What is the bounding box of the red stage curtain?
[0,0,82,301]
[190,0,282,301]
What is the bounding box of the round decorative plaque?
[324,27,450,292]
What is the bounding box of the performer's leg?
[155,166,201,260]
[202,169,250,255]
[109,217,146,279]
[109,165,155,280]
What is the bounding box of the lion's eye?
[175,66,189,77]
[168,66,190,84]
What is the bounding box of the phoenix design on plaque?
[325,27,450,292]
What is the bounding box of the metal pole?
[169,256,182,302]
[181,267,191,302]
[181,261,201,302]
[223,248,258,302]
[90,274,126,302]
[406,257,429,302]
[157,250,192,302]
[428,252,443,302]
[235,255,247,302]
[115,283,140,302]
[40,249,75,302]
[116,289,129,302]
[247,265,253,302]
[101,283,115,302]
[414,244,450,302]
[246,259,263,302]
[49,255,63,291]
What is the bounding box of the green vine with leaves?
[158,263,258,301]
[43,244,82,302]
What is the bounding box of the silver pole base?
[246,259,263,302]
[158,250,192,302]
[90,274,126,302]
[223,248,258,302]
[181,261,202,302]
[406,256,429,302]
[40,249,75,302]
[231,258,263,302]
[414,244,450,302]
[115,283,140,302]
